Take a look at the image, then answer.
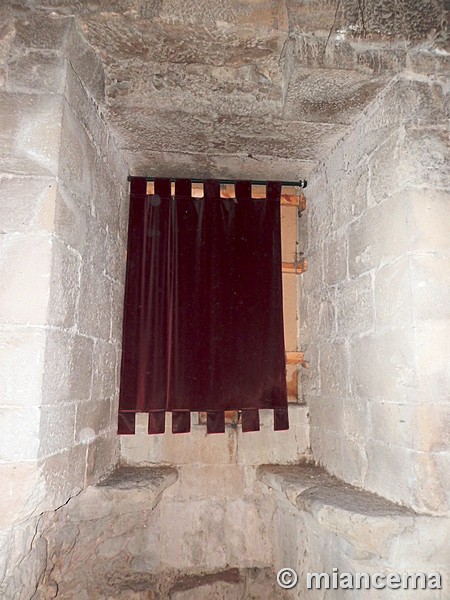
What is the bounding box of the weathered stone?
[408,188,450,253]
[75,398,112,443]
[0,176,56,234]
[76,262,112,339]
[0,233,52,325]
[335,272,374,335]
[374,257,413,327]
[47,237,80,328]
[42,330,94,404]
[7,50,66,94]
[13,11,71,50]
[350,328,417,401]
[91,339,117,399]
[237,405,310,465]
[0,462,41,527]
[323,232,347,286]
[415,321,450,404]
[0,406,40,461]
[85,433,120,485]
[53,181,89,253]
[65,26,106,102]
[38,403,76,458]
[0,328,46,406]
[121,418,238,465]
[410,254,450,322]
[0,91,63,176]
[58,99,96,206]
[66,466,177,520]
[348,195,410,277]
[283,68,385,124]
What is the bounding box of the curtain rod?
[127,175,307,188]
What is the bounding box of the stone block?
[65,27,105,102]
[67,465,177,522]
[63,62,107,153]
[391,514,450,567]
[374,257,413,327]
[306,195,334,251]
[91,339,117,400]
[305,287,336,340]
[77,262,112,340]
[39,444,89,513]
[75,399,112,444]
[309,427,344,479]
[369,401,418,451]
[335,272,374,336]
[411,450,450,516]
[283,68,382,125]
[397,79,447,127]
[0,406,40,461]
[7,50,66,94]
[415,321,450,404]
[413,404,450,454]
[170,578,244,600]
[58,99,96,207]
[400,127,450,189]
[343,397,368,442]
[0,328,46,406]
[237,405,310,465]
[409,188,450,253]
[166,465,247,501]
[0,91,62,176]
[319,340,350,396]
[54,181,89,253]
[407,47,450,76]
[0,462,41,527]
[309,394,344,439]
[105,236,127,283]
[109,279,125,343]
[38,403,76,458]
[348,194,410,277]
[323,232,347,286]
[0,233,52,325]
[91,158,121,236]
[411,255,450,322]
[350,328,417,402]
[42,330,93,404]
[121,418,237,466]
[47,238,80,328]
[367,129,401,205]
[0,176,56,234]
[299,342,319,397]
[13,12,71,50]
[333,163,368,226]
[85,433,120,485]
[364,440,414,508]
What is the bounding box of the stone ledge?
[257,463,447,557]
[258,463,412,514]
[66,465,178,521]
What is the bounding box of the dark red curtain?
[118,177,288,435]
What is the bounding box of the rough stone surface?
[300,74,450,515]
[259,464,450,599]
[1,1,449,597]
[28,465,291,599]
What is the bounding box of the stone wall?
[0,7,128,596]
[300,66,450,515]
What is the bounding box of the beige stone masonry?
[259,464,450,599]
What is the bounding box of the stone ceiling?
[28,0,450,179]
